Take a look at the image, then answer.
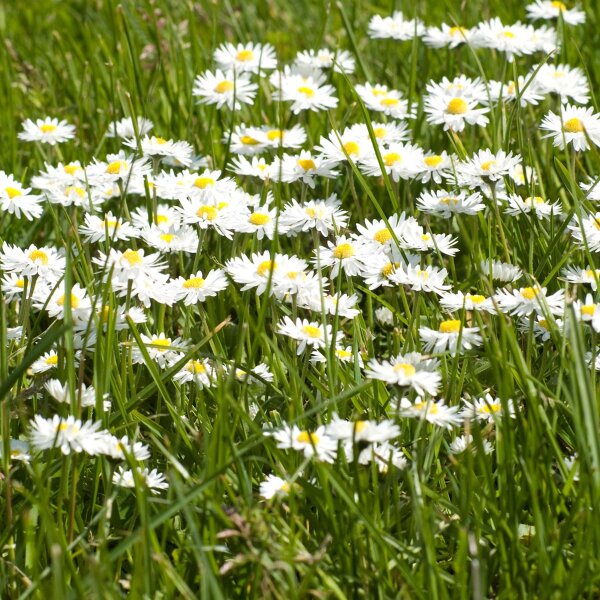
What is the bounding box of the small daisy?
[280,195,348,236]
[526,0,585,25]
[541,103,600,151]
[0,172,44,220]
[172,269,229,305]
[131,333,188,369]
[18,117,76,145]
[424,91,490,132]
[29,414,105,455]
[173,359,215,389]
[449,434,494,454]
[113,467,169,494]
[423,24,474,48]
[462,394,517,422]
[106,116,153,139]
[316,236,369,277]
[389,264,451,295]
[420,320,483,355]
[562,266,600,291]
[214,42,277,73]
[417,190,486,218]
[494,285,565,316]
[259,474,292,499]
[572,294,600,331]
[277,317,338,355]
[440,291,496,313]
[79,212,139,243]
[504,195,562,219]
[480,260,522,282]
[368,11,425,40]
[269,424,338,463]
[192,69,257,110]
[271,69,338,114]
[568,212,600,252]
[396,397,462,429]
[531,63,589,104]
[295,48,355,74]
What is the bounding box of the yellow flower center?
[582,304,597,316]
[447,97,468,115]
[16,279,25,289]
[154,136,167,145]
[373,126,387,139]
[236,49,254,61]
[467,294,486,304]
[380,97,399,107]
[343,141,360,156]
[214,80,234,93]
[382,262,399,277]
[5,186,22,199]
[159,233,175,243]
[28,249,49,264]
[384,152,401,166]
[106,160,125,175]
[186,360,206,373]
[296,431,320,444]
[56,293,80,309]
[502,30,515,38]
[196,205,218,221]
[249,212,271,226]
[58,422,78,432]
[297,158,316,171]
[266,129,282,141]
[449,26,467,37]
[439,319,461,333]
[393,363,416,376]
[481,160,496,171]
[415,401,439,414]
[526,196,544,205]
[156,214,169,225]
[122,249,142,265]
[440,196,459,205]
[374,228,392,244]
[538,319,549,329]
[194,176,215,189]
[63,164,81,176]
[297,85,315,97]
[421,233,431,242]
[551,1,566,9]
[564,118,584,133]
[152,338,171,349]
[336,348,352,359]
[520,287,538,300]
[302,325,322,339]
[416,268,429,280]
[240,135,260,145]
[46,354,59,365]
[40,124,57,133]
[424,155,443,168]
[66,186,86,197]
[354,421,368,433]
[183,277,205,289]
[480,403,502,414]
[333,243,355,259]
[257,260,277,276]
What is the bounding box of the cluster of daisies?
[2,0,592,496]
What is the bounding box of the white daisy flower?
[270,69,338,114]
[518,314,563,341]
[30,350,60,374]
[419,319,483,355]
[192,69,257,110]
[131,333,188,369]
[526,0,585,25]
[462,394,517,422]
[417,190,485,218]
[106,116,153,139]
[488,77,545,107]
[396,397,462,429]
[173,359,215,389]
[471,18,539,62]
[0,172,43,220]
[0,242,66,280]
[259,474,292,499]
[214,42,277,73]
[568,212,600,252]
[355,82,413,120]
[531,63,589,104]
[494,285,565,316]
[29,414,105,455]
[18,117,76,145]
[389,264,451,295]
[277,317,338,355]
[572,294,600,331]
[113,466,169,494]
[562,266,600,290]
[424,91,490,132]
[316,236,370,277]
[125,135,194,167]
[368,11,425,40]
[449,434,494,454]
[440,291,496,313]
[357,441,408,472]
[375,306,394,326]
[268,424,338,463]
[141,225,199,254]
[504,195,562,219]
[172,269,229,305]
[280,195,348,237]
[360,142,424,181]
[79,211,139,243]
[423,24,474,48]
[295,48,355,74]
[327,416,400,444]
[541,103,600,151]
[278,151,339,188]
[480,259,522,282]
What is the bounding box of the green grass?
[2,0,600,598]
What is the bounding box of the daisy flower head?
[399,222,459,256]
[504,194,562,219]
[113,467,169,494]
[0,172,44,221]
[488,77,545,107]
[462,394,517,423]
[327,416,400,445]
[568,212,600,252]
[416,151,454,184]
[455,149,522,189]
[494,285,565,316]
[278,150,339,188]
[526,1,585,25]
[131,333,188,369]
[259,474,293,499]
[0,242,66,281]
[125,135,194,167]
[311,345,364,366]
[277,317,338,355]
[357,441,408,472]
[214,42,277,73]
[87,151,151,186]
[423,24,474,48]
[271,69,338,114]
[365,352,441,396]
[269,424,338,463]
[141,225,199,254]
[531,63,589,104]
[106,116,153,139]
[562,266,600,291]
[78,211,139,243]
[281,194,348,237]
[480,259,522,283]
[193,69,257,110]
[316,235,369,278]
[314,127,374,166]
[34,282,93,321]
[417,190,486,218]
[389,263,452,295]
[29,415,105,455]
[232,203,280,239]
[295,48,356,74]
[355,213,412,253]
[360,142,424,181]
[173,359,215,389]
[355,82,413,120]
[449,434,494,455]
[440,290,496,313]
[518,314,563,341]
[396,397,462,429]
[172,269,229,305]
[368,11,425,40]
[420,319,483,355]
[18,117,76,145]
[471,18,538,62]
[43,379,101,409]
[572,293,600,332]
[31,350,60,374]
[540,103,600,151]
[424,90,490,132]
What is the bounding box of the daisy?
[480,259,522,282]
[0,440,32,464]
[400,224,459,256]
[192,69,257,109]
[131,333,188,369]
[172,269,229,305]
[86,151,151,186]
[462,394,517,422]
[214,42,277,73]
[311,345,364,367]
[29,414,106,455]
[314,128,373,166]
[78,211,139,243]
[562,266,600,291]
[233,203,279,239]
[518,314,563,341]
[295,48,355,74]
[355,83,412,120]
[93,248,166,284]
[580,178,600,201]
[0,242,66,280]
[440,291,496,313]
[234,363,274,386]
[125,135,194,167]
[540,103,600,151]
[368,11,425,40]
[316,236,369,277]
[488,77,545,107]
[390,264,451,295]
[230,156,274,181]
[271,69,338,114]
[281,196,348,239]
[327,416,400,444]
[424,91,490,132]
[396,397,462,429]
[572,294,600,331]
[141,225,199,254]
[31,350,60,374]
[277,317,337,355]
[423,24,474,48]
[102,435,151,461]
[360,142,424,181]
[375,306,394,326]
[568,212,600,252]
[420,320,483,355]
[494,285,565,316]
[415,152,454,184]
[449,434,494,454]
[417,190,486,218]
[173,359,215,389]
[112,467,169,494]
[455,149,522,189]
[365,352,441,396]
[0,172,44,220]
[504,194,562,219]
[278,151,339,188]
[306,292,361,319]
[18,117,76,145]
[472,18,538,62]
[43,379,99,409]
[526,0,585,25]
[355,213,412,252]
[257,124,307,149]
[269,424,338,463]
[357,441,408,472]
[106,116,153,139]
[259,474,292,499]
[531,63,589,104]
[34,282,92,321]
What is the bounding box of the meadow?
[1,0,600,597]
